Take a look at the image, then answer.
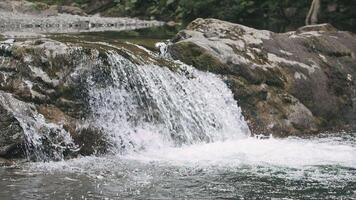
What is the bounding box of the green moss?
[264,68,285,88]
[28,0,90,6]
[170,41,229,74]
[30,2,49,11]
[57,84,76,99]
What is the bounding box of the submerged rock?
[169,18,356,137]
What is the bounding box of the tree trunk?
[306,0,321,25]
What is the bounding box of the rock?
[83,0,116,15]
[0,0,49,15]
[167,21,178,27]
[169,18,356,137]
[0,38,105,160]
[296,23,338,33]
[58,6,87,16]
[0,94,25,158]
[71,126,112,156]
[0,157,15,167]
[0,37,166,160]
[0,91,78,161]
[0,8,165,36]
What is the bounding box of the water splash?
[0,92,76,161]
[155,41,170,57]
[88,50,250,154]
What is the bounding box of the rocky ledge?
[169,18,356,137]
[0,37,169,160]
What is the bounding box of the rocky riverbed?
[0,0,164,38]
[0,17,356,160]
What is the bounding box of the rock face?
[169,18,356,137]
[0,38,114,160]
[0,93,25,158]
[0,36,179,160]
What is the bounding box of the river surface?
[0,133,355,199]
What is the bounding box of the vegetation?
[28,0,90,5]
[101,0,356,32]
[29,0,356,32]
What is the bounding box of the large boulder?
[169,18,356,137]
[0,38,113,160]
[0,36,176,160]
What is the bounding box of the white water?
[125,136,356,168]
[29,134,356,185]
[88,51,250,154]
[0,91,75,161]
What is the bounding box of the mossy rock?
[169,41,229,74]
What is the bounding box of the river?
[0,23,355,200]
[1,133,355,199]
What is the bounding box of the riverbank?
[23,0,356,33]
[0,0,167,39]
[0,11,164,38]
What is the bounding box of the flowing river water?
[0,27,356,199]
[0,133,355,199]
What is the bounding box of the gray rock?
[0,38,98,160]
[0,93,25,158]
[169,18,356,137]
[0,37,164,160]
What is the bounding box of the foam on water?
[124,136,356,168]
[28,134,356,171]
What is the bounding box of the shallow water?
[1,133,355,199]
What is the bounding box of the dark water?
[1,134,355,200]
[49,25,179,51]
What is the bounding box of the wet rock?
[0,38,106,160]
[71,126,112,156]
[0,37,162,160]
[0,94,25,158]
[0,157,15,167]
[0,91,77,161]
[169,18,356,137]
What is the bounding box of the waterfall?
[0,92,76,161]
[88,50,250,154]
[1,42,250,161]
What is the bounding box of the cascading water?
[0,92,76,161]
[88,50,250,154]
[1,42,355,200]
[0,40,249,161]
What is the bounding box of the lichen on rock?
[169,18,356,137]
[0,37,165,160]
